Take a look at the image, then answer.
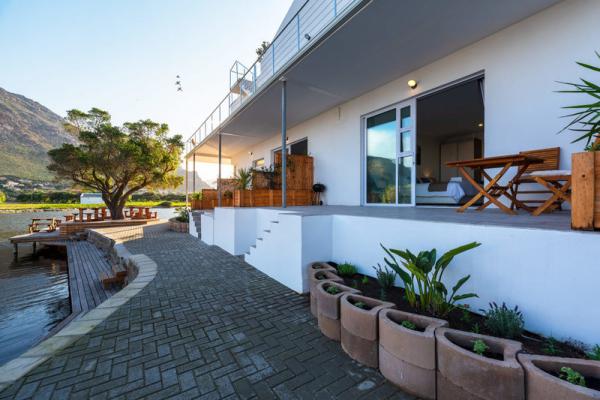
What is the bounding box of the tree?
[48,108,183,219]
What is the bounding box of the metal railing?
[185,0,359,155]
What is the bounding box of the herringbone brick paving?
[0,232,412,399]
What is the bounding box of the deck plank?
[67,241,116,316]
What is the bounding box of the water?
[0,210,71,364]
[0,207,177,365]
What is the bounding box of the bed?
[416,177,478,205]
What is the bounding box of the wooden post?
[571,152,596,230]
[13,243,18,256]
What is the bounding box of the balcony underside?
[188,0,560,159]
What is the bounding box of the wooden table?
[447,154,542,215]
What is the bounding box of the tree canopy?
[48,108,183,219]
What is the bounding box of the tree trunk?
[106,197,125,220]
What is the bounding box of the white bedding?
[416,181,466,204]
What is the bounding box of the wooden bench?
[100,264,127,289]
[511,147,571,214]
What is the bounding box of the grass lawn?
[0,201,186,211]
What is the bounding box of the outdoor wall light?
[478,122,484,128]
[407,79,418,89]
[304,33,311,41]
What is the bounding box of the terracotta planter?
[309,269,342,317]
[379,309,448,400]
[309,261,337,273]
[315,281,360,341]
[518,354,600,399]
[168,218,189,233]
[436,328,524,400]
[340,293,394,368]
[572,151,600,230]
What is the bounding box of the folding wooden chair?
[511,147,571,215]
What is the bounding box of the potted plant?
[169,207,189,233]
[378,309,448,400]
[190,192,202,210]
[312,183,326,205]
[381,241,481,318]
[233,167,253,207]
[559,52,600,230]
[518,354,600,399]
[436,328,524,400]
[309,269,342,317]
[315,281,361,341]
[339,293,394,368]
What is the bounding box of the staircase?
[190,211,202,238]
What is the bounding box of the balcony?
[185,0,362,155]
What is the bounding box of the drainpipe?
[192,153,196,194]
[218,132,222,207]
[281,77,287,208]
[185,157,189,208]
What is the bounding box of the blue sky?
[0,0,291,139]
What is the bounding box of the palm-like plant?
[234,167,252,190]
[559,51,600,150]
[381,242,481,317]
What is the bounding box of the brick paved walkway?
[0,232,411,399]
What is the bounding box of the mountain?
[0,87,77,181]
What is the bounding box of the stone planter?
[309,261,337,274]
[340,293,394,368]
[436,328,524,400]
[168,218,189,233]
[315,281,360,341]
[309,269,342,317]
[518,354,600,399]
[379,309,448,400]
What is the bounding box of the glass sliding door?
[364,100,415,206]
[366,109,397,204]
[397,105,414,204]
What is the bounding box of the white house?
[80,192,103,204]
[184,0,600,345]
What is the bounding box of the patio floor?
[259,205,581,232]
[0,232,411,399]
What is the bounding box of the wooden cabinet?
[440,138,482,181]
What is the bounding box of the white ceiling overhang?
[189,0,560,159]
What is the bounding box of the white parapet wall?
[207,206,599,345]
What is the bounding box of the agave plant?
[559,51,600,150]
[381,242,481,317]
[234,167,252,190]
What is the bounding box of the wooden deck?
[66,241,117,315]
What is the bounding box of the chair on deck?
[511,147,571,215]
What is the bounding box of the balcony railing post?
[253,64,256,94]
[296,14,300,51]
[334,0,337,17]
[272,43,275,75]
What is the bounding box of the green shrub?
[588,345,600,361]
[401,320,417,330]
[0,190,5,203]
[483,302,524,339]
[353,301,367,309]
[381,242,481,317]
[326,285,341,295]
[361,275,369,285]
[158,201,172,207]
[543,337,560,356]
[190,192,202,200]
[560,367,586,387]
[473,339,488,356]
[175,207,189,223]
[337,263,358,277]
[372,263,396,290]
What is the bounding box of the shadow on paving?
[1,232,412,399]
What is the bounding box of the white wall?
[330,214,600,345]
[232,0,600,205]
